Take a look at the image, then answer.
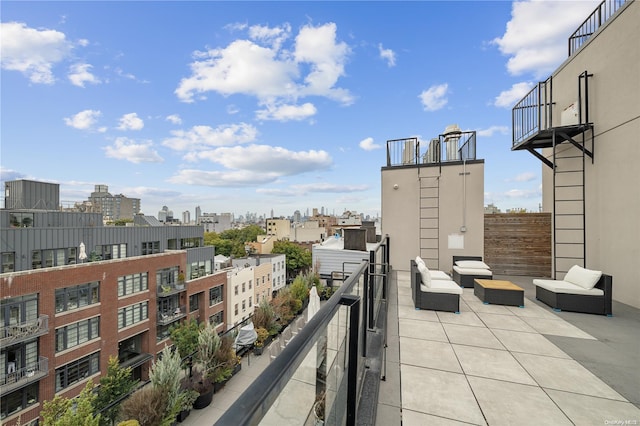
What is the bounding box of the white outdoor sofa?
[452,255,493,288]
[411,258,462,313]
[533,265,613,316]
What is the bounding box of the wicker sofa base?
[535,274,613,316]
[452,270,493,288]
[411,260,460,313]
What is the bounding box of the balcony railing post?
[341,294,360,426]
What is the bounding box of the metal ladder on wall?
[552,71,593,278]
[419,174,440,270]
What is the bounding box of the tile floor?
[382,271,640,426]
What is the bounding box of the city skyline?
[1,1,601,217]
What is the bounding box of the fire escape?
[511,71,594,277]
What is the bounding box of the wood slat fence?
[484,213,551,277]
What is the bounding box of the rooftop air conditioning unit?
[443,124,461,161]
[426,138,439,163]
[402,139,415,164]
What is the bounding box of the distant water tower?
[443,124,462,161]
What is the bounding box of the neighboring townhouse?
[265,218,291,240]
[510,0,639,308]
[225,266,255,329]
[231,254,286,296]
[254,262,273,305]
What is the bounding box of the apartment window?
[157,267,179,286]
[242,283,246,292]
[96,243,127,260]
[118,272,148,297]
[1,382,38,419]
[209,311,223,327]
[242,301,246,312]
[273,264,276,272]
[9,212,34,228]
[55,282,99,313]
[141,241,160,255]
[234,304,238,316]
[209,286,223,306]
[234,285,238,296]
[249,280,253,290]
[189,293,200,312]
[249,297,252,308]
[262,276,265,284]
[55,352,100,392]
[180,238,200,249]
[1,252,15,273]
[117,302,148,329]
[55,317,100,352]
[188,260,212,279]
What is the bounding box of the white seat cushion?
[421,280,463,295]
[415,256,426,267]
[417,262,431,288]
[455,260,490,269]
[430,270,451,280]
[533,279,604,296]
[563,265,602,290]
[453,265,492,276]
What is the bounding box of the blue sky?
[1,1,600,219]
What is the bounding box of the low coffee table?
[474,279,524,307]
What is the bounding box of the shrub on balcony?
[149,346,185,425]
[253,298,280,336]
[120,386,170,426]
[169,318,201,367]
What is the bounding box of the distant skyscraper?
[293,210,301,223]
[182,210,191,224]
[195,206,201,223]
[88,184,140,221]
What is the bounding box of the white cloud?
[510,172,537,182]
[68,63,101,87]
[256,102,317,121]
[359,137,382,151]
[117,113,144,131]
[169,169,280,187]
[1,22,72,84]
[166,114,182,125]
[378,43,396,67]
[64,109,102,130]
[477,126,509,137]
[175,22,352,106]
[419,83,449,111]
[493,0,600,77]
[227,104,240,115]
[162,123,258,151]
[187,144,332,176]
[104,137,163,163]
[494,82,534,108]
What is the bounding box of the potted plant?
[253,327,269,355]
[189,368,214,409]
[149,346,185,425]
[177,376,199,422]
[191,321,221,408]
[120,386,169,426]
[212,335,238,392]
[176,271,185,289]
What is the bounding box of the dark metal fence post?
[341,294,360,426]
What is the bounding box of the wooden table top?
[474,279,524,291]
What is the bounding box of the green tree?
[272,241,312,279]
[94,357,138,426]
[149,346,184,426]
[169,319,201,365]
[42,381,101,426]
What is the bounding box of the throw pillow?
[417,262,431,288]
[455,260,490,269]
[564,265,602,290]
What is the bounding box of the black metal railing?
[386,133,477,168]
[215,235,389,426]
[512,77,553,147]
[0,356,48,395]
[0,315,49,346]
[569,0,627,56]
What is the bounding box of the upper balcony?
[0,315,49,347]
[569,0,627,56]
[157,281,186,297]
[157,305,186,326]
[386,129,477,169]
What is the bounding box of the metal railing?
[158,281,186,297]
[569,0,627,56]
[0,356,48,396]
[157,306,187,325]
[0,315,49,346]
[215,235,389,426]
[386,134,477,168]
[512,77,553,147]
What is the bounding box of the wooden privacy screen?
[484,213,551,277]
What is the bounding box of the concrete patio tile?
[476,312,537,333]
[467,376,573,426]
[397,285,412,297]
[545,389,640,425]
[378,359,401,407]
[513,352,627,401]
[400,364,485,425]
[437,310,485,327]
[442,323,505,350]
[400,337,463,373]
[399,318,448,342]
[465,300,514,315]
[375,403,402,426]
[452,344,536,385]
[398,303,440,322]
[506,302,559,319]
[402,408,484,426]
[491,329,570,358]
[521,317,596,339]
[397,292,414,307]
